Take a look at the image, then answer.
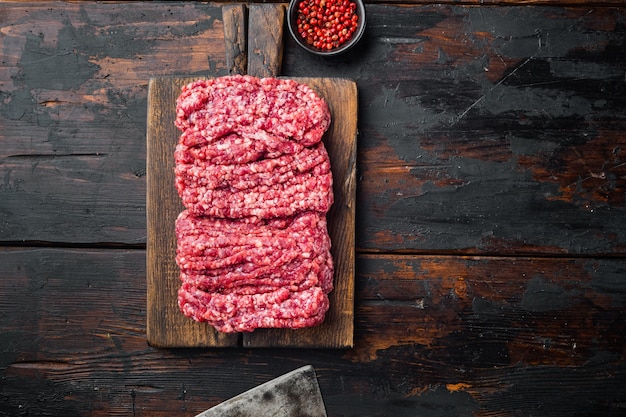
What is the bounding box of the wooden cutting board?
[146,4,357,348]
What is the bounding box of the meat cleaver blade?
[195,365,328,417]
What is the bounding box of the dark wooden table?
[1,1,625,416]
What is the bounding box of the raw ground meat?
[175,131,305,166]
[180,254,334,294]
[178,283,329,333]
[175,141,333,218]
[175,210,333,293]
[175,75,330,148]
[174,75,334,333]
[176,142,329,190]
[178,174,332,219]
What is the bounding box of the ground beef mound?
[175,210,334,293]
[175,76,330,147]
[175,141,333,219]
[178,283,329,333]
[174,75,334,333]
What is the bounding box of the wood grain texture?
[3,0,626,4]
[146,76,357,348]
[2,3,624,254]
[223,4,248,75]
[247,3,286,77]
[1,248,624,416]
[0,1,228,244]
[1,1,625,416]
[282,4,626,256]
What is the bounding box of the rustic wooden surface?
[1,1,625,417]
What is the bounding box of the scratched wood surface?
[1,2,625,417]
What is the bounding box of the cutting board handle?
[223,3,285,77]
[223,4,248,75]
[247,4,285,78]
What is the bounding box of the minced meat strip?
[175,142,333,219]
[178,283,329,333]
[175,210,333,292]
[175,131,305,166]
[175,75,330,147]
[177,170,333,219]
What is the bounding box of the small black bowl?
[287,0,366,56]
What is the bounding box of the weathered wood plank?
[2,3,624,256]
[1,248,624,416]
[0,2,228,244]
[282,4,626,255]
[247,3,286,77]
[222,4,248,75]
[352,255,626,364]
